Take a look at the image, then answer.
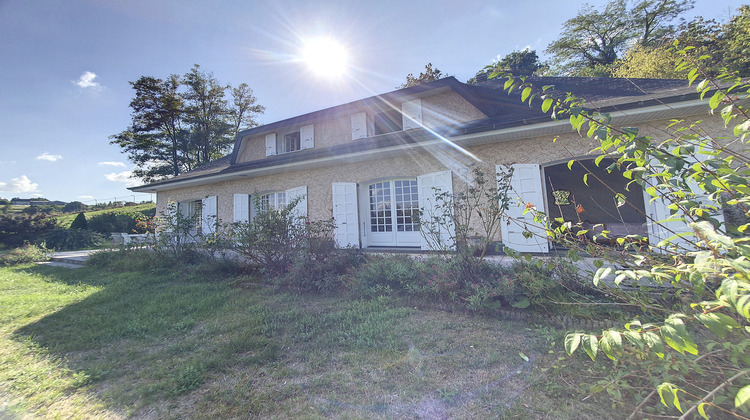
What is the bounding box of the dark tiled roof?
[131,129,441,189]
[147,155,232,185]
[132,76,697,191]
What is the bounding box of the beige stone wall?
[422,91,486,127]
[235,91,487,165]
[157,113,738,243]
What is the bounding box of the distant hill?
[56,203,156,228]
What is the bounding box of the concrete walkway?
[37,249,100,268]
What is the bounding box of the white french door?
[366,179,421,247]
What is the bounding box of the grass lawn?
[55,203,156,228]
[0,261,627,419]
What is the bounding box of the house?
[130,76,731,253]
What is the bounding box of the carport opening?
[544,158,647,244]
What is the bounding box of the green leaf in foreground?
[737,384,750,408]
[565,333,581,355]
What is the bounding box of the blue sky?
[0,0,743,204]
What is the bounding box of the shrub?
[511,261,559,302]
[280,246,365,292]
[348,254,423,297]
[87,212,137,233]
[0,214,58,248]
[43,229,104,251]
[0,244,49,266]
[231,197,334,275]
[69,212,88,230]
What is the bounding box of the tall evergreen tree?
[111,66,264,183]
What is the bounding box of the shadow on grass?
[11,262,276,412]
[6,262,625,419]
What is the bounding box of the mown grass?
[0,258,628,419]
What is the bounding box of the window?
[279,132,301,153]
[394,180,419,232]
[373,109,403,135]
[186,200,202,234]
[265,124,314,156]
[259,192,286,213]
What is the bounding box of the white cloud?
[78,195,94,200]
[36,152,62,162]
[97,161,126,167]
[74,71,100,88]
[0,175,41,194]
[105,171,139,187]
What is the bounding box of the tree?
[611,43,685,78]
[613,5,748,78]
[111,66,264,183]
[62,201,87,213]
[631,0,694,45]
[182,65,233,168]
[468,49,547,84]
[110,75,188,181]
[546,0,633,75]
[230,83,265,140]
[69,212,87,230]
[722,6,750,76]
[546,0,693,75]
[399,63,447,88]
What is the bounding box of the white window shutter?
[643,150,724,252]
[497,164,549,253]
[286,186,308,219]
[164,200,177,233]
[301,124,314,149]
[417,170,454,250]
[265,133,277,156]
[351,112,367,140]
[233,194,249,223]
[402,99,422,130]
[201,196,218,235]
[332,182,360,247]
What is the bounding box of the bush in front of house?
[347,254,425,298]
[343,254,559,312]
[280,244,366,292]
[43,228,105,251]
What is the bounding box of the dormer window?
[373,110,403,135]
[265,124,314,156]
[280,132,301,153]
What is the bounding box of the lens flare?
[301,36,349,79]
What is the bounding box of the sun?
[301,37,349,79]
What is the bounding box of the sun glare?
[301,37,349,79]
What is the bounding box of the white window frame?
[258,191,287,213]
[277,131,301,154]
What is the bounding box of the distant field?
[56,203,156,228]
